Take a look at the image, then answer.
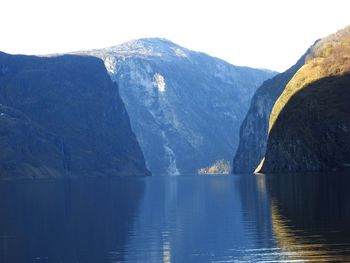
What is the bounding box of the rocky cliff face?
[81,38,276,175]
[232,52,310,174]
[258,25,350,173]
[0,52,149,178]
[259,74,350,173]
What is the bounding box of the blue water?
[1,173,350,262]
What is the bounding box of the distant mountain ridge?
[79,38,276,175]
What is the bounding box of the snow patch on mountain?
[107,40,161,58]
[104,56,117,74]
[153,73,166,92]
[172,47,187,57]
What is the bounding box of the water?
[0,173,350,262]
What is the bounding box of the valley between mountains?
[1,25,350,178]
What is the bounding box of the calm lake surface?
[1,173,350,262]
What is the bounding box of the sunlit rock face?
[259,25,350,173]
[198,159,231,175]
[232,51,310,174]
[81,38,276,175]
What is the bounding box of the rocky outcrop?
[0,52,150,178]
[232,52,309,174]
[198,159,231,174]
[258,25,350,173]
[80,38,276,175]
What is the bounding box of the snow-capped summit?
[79,38,190,75]
[80,39,276,175]
[82,38,189,60]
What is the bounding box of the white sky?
[0,0,349,71]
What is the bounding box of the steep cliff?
[258,25,350,173]
[0,52,150,178]
[81,38,276,175]
[232,52,309,174]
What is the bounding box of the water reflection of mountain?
[237,174,274,248]
[0,178,144,263]
[124,175,276,262]
[266,173,350,262]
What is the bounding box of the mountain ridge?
[79,39,277,175]
[258,25,350,173]
[77,38,275,73]
[232,48,311,174]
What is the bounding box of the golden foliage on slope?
[198,159,231,174]
[269,25,350,132]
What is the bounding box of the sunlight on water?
[112,174,350,262]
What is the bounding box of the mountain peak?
[126,37,179,47]
[82,38,189,60]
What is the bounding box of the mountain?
[257,25,350,173]
[0,52,150,178]
[232,50,311,174]
[80,38,276,175]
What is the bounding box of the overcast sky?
[1,0,349,71]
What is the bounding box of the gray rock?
[259,75,350,173]
[259,26,350,173]
[81,38,276,175]
[232,50,310,174]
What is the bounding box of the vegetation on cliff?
[198,160,231,175]
[269,26,350,133]
[0,52,150,178]
[258,25,350,173]
[232,51,309,174]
